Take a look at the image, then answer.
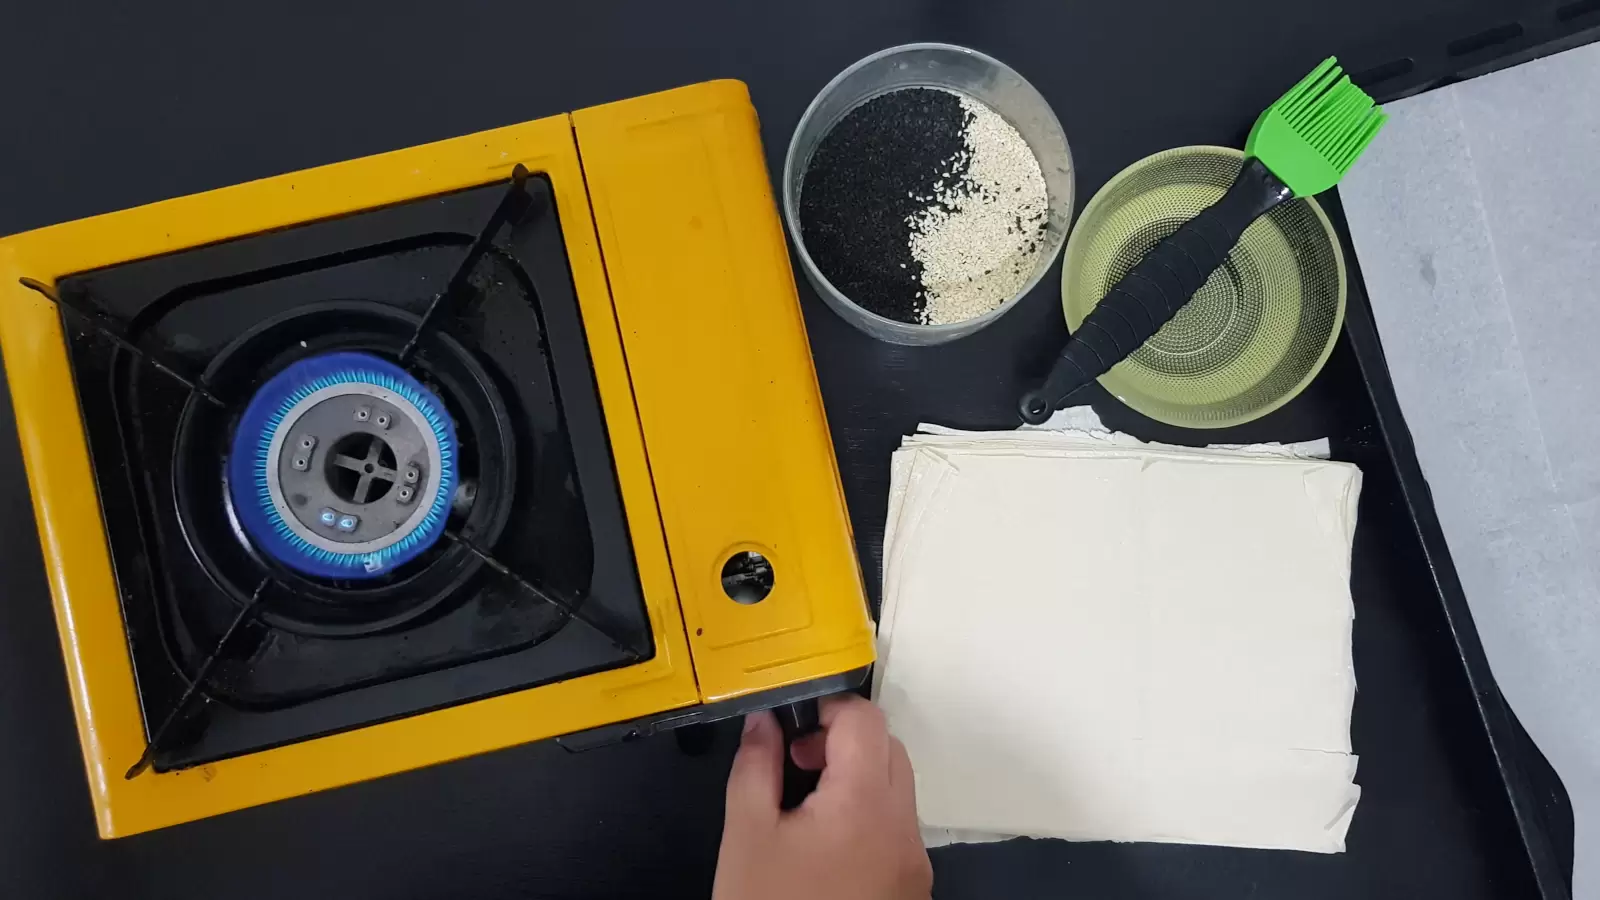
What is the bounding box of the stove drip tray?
[57,173,654,771]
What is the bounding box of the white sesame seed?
[907,94,1049,326]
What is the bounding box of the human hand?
[712,694,932,900]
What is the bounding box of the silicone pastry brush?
[1019,57,1385,424]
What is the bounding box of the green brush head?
[1246,57,1387,197]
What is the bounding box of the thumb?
[723,711,784,828]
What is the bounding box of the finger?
[815,694,892,790]
[790,732,827,771]
[723,711,784,828]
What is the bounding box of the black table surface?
[0,2,1560,898]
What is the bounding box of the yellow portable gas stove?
[0,80,874,837]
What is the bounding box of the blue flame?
[226,351,457,580]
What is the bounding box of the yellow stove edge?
[0,79,874,837]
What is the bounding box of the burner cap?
[227,351,458,579]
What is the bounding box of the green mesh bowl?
[1062,145,1346,429]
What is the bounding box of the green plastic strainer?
[1062,145,1346,428]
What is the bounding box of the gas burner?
[228,351,459,579]
[174,301,517,637]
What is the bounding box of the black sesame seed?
[798,88,970,325]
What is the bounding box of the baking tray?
[1338,8,1596,894]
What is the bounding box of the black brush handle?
[1018,157,1295,424]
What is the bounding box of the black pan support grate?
[18,166,650,777]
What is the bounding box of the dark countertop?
[0,2,1568,898]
